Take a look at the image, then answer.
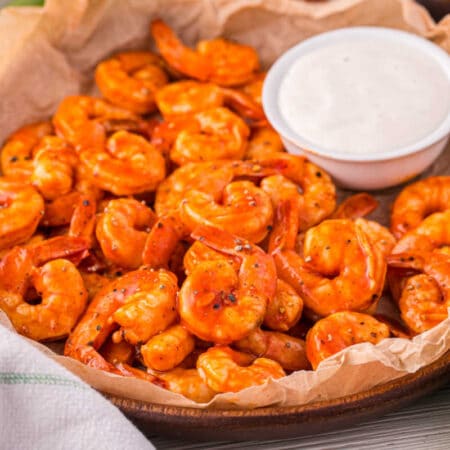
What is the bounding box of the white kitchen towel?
[0,324,154,450]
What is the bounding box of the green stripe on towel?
[0,372,88,389]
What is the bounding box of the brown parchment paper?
[0,0,449,409]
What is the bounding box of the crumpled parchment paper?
[0,0,449,409]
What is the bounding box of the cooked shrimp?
[155,368,216,402]
[154,161,234,217]
[117,363,215,402]
[235,328,310,371]
[31,136,78,200]
[155,81,224,118]
[68,195,97,246]
[100,338,135,365]
[391,176,450,238]
[387,252,450,334]
[331,193,379,220]
[80,272,111,301]
[53,95,138,150]
[96,198,156,269]
[41,191,83,228]
[357,218,396,259]
[0,237,89,341]
[95,51,168,114]
[197,346,285,393]
[0,178,44,250]
[64,268,177,370]
[151,20,259,86]
[264,279,303,332]
[141,324,195,371]
[259,154,336,231]
[239,72,266,107]
[183,240,239,275]
[0,121,53,180]
[274,219,386,317]
[244,127,284,160]
[111,270,178,345]
[306,311,390,369]
[178,225,277,343]
[180,180,273,243]
[79,130,165,195]
[155,80,263,122]
[170,107,249,165]
[141,215,187,269]
[392,210,450,255]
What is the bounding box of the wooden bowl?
[106,350,450,441]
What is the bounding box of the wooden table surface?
[146,382,450,449]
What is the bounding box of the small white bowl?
[263,27,450,190]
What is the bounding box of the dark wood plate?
[106,350,450,441]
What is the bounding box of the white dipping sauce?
[278,37,450,155]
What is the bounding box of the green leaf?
[8,0,44,6]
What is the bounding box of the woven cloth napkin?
[0,324,154,450]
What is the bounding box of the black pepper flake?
[408,256,415,261]
[213,303,220,310]
[82,199,90,206]
[346,239,352,244]
[9,155,18,162]
[96,325,102,331]
[157,222,163,228]
[370,332,377,338]
[115,271,123,277]
[267,225,273,231]
[254,263,260,268]
[113,288,118,293]
[371,294,378,300]
[228,293,237,303]
[315,171,322,178]
[285,342,291,348]
[325,246,330,250]
[198,236,205,242]
[159,284,166,290]
[87,340,94,346]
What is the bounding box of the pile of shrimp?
[0,19,449,402]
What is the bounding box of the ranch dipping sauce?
[278,36,450,155]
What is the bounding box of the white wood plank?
[150,384,450,450]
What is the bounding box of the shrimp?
[154,161,234,217]
[392,210,450,255]
[151,20,259,86]
[0,237,89,341]
[64,268,177,370]
[79,130,166,195]
[197,346,285,393]
[178,225,277,343]
[170,107,250,165]
[264,279,304,332]
[306,312,390,370]
[0,178,44,250]
[259,154,336,231]
[180,180,273,243]
[30,136,78,200]
[96,198,156,269]
[117,363,215,402]
[53,95,138,151]
[155,80,263,121]
[95,51,168,114]
[111,270,178,345]
[274,219,387,317]
[0,121,54,180]
[141,324,195,371]
[244,127,284,160]
[387,252,450,334]
[239,72,266,107]
[235,328,310,371]
[390,176,450,238]
[331,193,379,220]
[183,240,239,275]
[155,81,224,118]
[141,215,187,269]
[41,191,84,228]
[100,338,135,365]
